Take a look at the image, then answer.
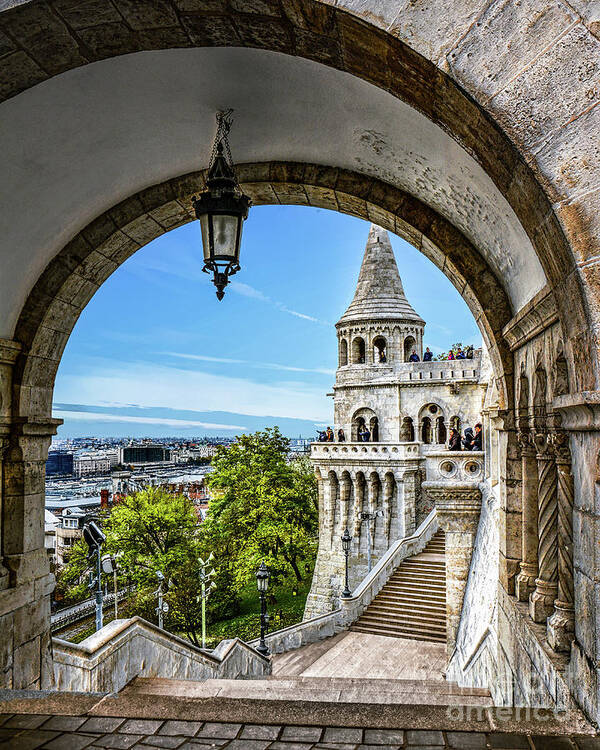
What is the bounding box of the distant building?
[73,449,119,477]
[46,450,73,477]
[119,444,171,465]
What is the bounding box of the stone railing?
[336,352,481,386]
[424,451,484,483]
[250,510,438,655]
[310,442,421,461]
[53,617,270,693]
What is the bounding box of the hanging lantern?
[193,110,251,300]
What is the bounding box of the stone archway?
[2,0,600,724]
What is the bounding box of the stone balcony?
[310,442,421,465]
[335,353,482,387]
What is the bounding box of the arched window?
[352,408,377,442]
[339,338,348,367]
[421,416,432,444]
[450,415,461,433]
[373,336,387,363]
[352,337,365,364]
[436,416,447,445]
[404,335,416,361]
[400,417,415,442]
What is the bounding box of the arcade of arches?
[1,0,600,728]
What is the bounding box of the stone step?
[369,601,446,616]
[356,613,447,632]
[383,581,446,594]
[378,585,446,599]
[388,575,445,586]
[350,623,446,643]
[120,676,490,706]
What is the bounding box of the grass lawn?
[202,578,312,648]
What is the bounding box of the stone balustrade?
[53,617,270,693]
[310,442,421,461]
[335,354,481,387]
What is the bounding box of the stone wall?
[53,617,270,693]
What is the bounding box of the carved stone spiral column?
[383,473,394,544]
[529,433,559,623]
[339,473,351,536]
[516,431,539,601]
[547,431,575,651]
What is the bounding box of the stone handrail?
[311,442,421,461]
[338,508,439,623]
[250,510,438,655]
[53,616,270,693]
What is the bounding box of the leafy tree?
[204,429,318,594]
[54,539,91,605]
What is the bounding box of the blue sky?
[53,206,481,438]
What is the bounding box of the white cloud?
[54,360,332,422]
[53,410,247,430]
[161,351,335,376]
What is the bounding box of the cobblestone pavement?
[0,714,598,749]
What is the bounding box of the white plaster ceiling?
[0,47,546,338]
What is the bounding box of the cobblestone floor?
[0,715,598,749]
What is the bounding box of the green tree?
[204,429,318,594]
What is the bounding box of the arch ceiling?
[1,46,543,339]
[0,0,596,391]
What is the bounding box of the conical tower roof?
[337,224,425,327]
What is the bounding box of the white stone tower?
[304,224,487,619]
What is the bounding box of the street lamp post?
[198,553,216,649]
[83,521,106,632]
[341,528,352,598]
[155,571,169,630]
[255,561,271,657]
[358,510,384,571]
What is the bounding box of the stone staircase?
[351,530,447,642]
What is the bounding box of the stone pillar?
[423,482,482,658]
[339,473,351,536]
[529,432,559,623]
[516,431,539,601]
[326,473,338,546]
[383,473,394,544]
[547,431,575,651]
[352,473,364,538]
[368,473,379,552]
[402,469,418,536]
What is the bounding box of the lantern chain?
[209,109,236,179]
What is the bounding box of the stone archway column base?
[422,482,482,659]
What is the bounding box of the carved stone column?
[529,433,559,623]
[547,431,575,651]
[423,482,482,658]
[516,431,539,601]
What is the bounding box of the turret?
[336,224,425,367]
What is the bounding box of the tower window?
[373,336,387,363]
[339,338,348,367]
[352,337,366,364]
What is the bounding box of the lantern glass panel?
[199,215,211,263]
[212,214,239,261]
